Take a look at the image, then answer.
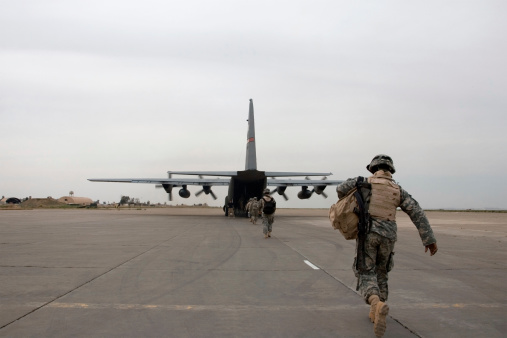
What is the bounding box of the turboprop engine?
[179,186,190,198]
[195,185,217,200]
[155,182,174,201]
[313,185,328,198]
[297,186,312,199]
[271,186,288,200]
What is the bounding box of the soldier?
[259,189,276,238]
[227,199,234,217]
[250,197,260,224]
[245,198,253,219]
[336,155,437,337]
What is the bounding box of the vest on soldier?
[251,200,259,211]
[367,170,400,221]
[262,196,276,214]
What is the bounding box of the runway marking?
[304,260,320,270]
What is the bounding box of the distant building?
[58,196,93,206]
[5,197,21,204]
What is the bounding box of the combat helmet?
[366,154,396,174]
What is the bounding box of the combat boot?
[368,295,380,323]
[268,232,271,237]
[264,233,268,239]
[374,301,389,337]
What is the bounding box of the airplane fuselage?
[226,170,267,216]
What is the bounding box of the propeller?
[271,186,289,201]
[195,185,217,200]
[155,173,173,201]
[304,176,329,199]
[270,176,288,201]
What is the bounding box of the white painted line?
[304,260,320,270]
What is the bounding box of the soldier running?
[336,155,438,337]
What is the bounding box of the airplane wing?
[167,171,238,177]
[265,171,333,177]
[87,178,230,186]
[266,177,343,200]
[267,178,343,187]
[88,177,230,201]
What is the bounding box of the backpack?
[329,177,368,240]
[262,197,276,214]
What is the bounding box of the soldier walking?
[259,189,276,238]
[227,199,234,217]
[336,155,438,337]
[250,197,260,224]
[245,198,253,219]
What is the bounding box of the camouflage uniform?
[337,172,436,303]
[259,194,275,237]
[245,198,252,218]
[250,198,259,224]
[228,200,234,217]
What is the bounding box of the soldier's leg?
[365,234,393,337]
[358,233,381,303]
[376,238,395,302]
[262,214,269,237]
[267,215,274,236]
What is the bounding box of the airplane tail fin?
[245,99,257,170]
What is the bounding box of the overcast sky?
[1,0,506,209]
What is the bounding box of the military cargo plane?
[88,99,342,216]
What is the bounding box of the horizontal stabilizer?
[265,171,332,177]
[267,178,343,186]
[167,171,238,177]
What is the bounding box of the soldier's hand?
[425,243,438,256]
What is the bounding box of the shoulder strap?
[354,177,368,235]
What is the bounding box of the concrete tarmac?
[0,208,505,337]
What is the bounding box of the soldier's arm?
[336,178,358,199]
[399,187,437,247]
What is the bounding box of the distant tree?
[69,191,74,197]
[120,196,130,205]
